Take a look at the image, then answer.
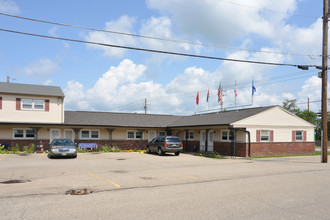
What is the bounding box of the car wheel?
[72,155,77,158]
[146,147,151,154]
[158,148,164,156]
[175,152,180,156]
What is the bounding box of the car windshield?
[52,139,74,146]
[166,137,181,142]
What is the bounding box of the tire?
[158,148,164,156]
[146,147,151,154]
[72,154,77,158]
[175,152,180,156]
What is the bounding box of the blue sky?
[0,0,327,115]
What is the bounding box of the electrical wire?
[0,12,322,58]
[1,28,314,68]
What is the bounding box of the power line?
[0,12,322,58]
[216,0,320,19]
[0,28,313,68]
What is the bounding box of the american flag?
[234,83,237,100]
[217,82,222,103]
[206,90,209,102]
[196,91,199,105]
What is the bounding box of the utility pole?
[321,0,328,163]
[143,98,150,114]
[308,97,310,122]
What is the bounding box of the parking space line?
[87,171,121,188]
[141,169,198,179]
[42,152,47,160]
[0,154,5,160]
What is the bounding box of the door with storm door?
[200,130,206,152]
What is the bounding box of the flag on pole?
[206,90,209,102]
[234,82,237,100]
[252,80,256,96]
[217,82,222,103]
[196,91,199,105]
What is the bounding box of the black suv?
[146,136,183,156]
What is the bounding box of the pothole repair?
[1,179,31,184]
[66,188,92,195]
[116,158,126,161]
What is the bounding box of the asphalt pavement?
[0,152,330,219]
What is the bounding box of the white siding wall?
[0,94,64,123]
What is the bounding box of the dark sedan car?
[147,136,183,156]
[49,139,77,158]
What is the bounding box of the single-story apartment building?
[0,82,315,157]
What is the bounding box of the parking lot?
[1,152,330,219]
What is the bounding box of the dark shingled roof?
[168,106,275,127]
[64,111,183,128]
[0,82,65,97]
[64,106,275,128]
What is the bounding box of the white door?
[208,130,214,152]
[64,129,74,141]
[200,130,206,151]
[50,129,61,143]
[148,130,156,142]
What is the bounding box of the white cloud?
[85,15,136,58]
[19,58,59,79]
[146,0,293,44]
[0,0,20,14]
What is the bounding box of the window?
[80,130,99,139]
[184,130,194,140]
[296,131,303,141]
[159,131,166,136]
[127,130,144,140]
[21,99,44,110]
[221,130,234,141]
[13,129,35,139]
[261,130,270,141]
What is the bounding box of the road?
[0,152,329,219]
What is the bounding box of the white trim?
[64,129,74,141]
[295,130,303,142]
[50,129,61,143]
[260,130,270,142]
[80,129,100,139]
[184,130,194,140]
[21,98,45,111]
[126,130,144,140]
[221,130,232,142]
[13,128,35,139]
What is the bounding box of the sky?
[0,0,327,115]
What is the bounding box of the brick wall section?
[183,140,200,152]
[250,142,315,156]
[213,141,314,157]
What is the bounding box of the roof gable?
[0,82,64,97]
[232,106,315,128]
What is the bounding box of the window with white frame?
[80,130,99,139]
[159,131,166,136]
[295,130,303,141]
[184,130,194,140]
[261,130,270,141]
[21,99,45,110]
[13,129,35,139]
[127,130,144,140]
[221,130,234,141]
